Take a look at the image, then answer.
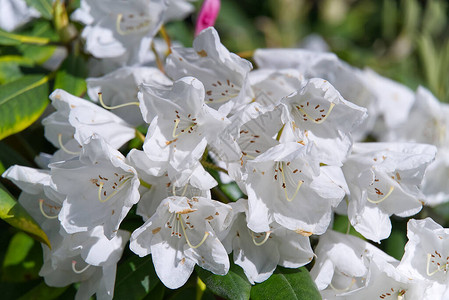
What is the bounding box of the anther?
[296,102,335,124]
[426,253,448,276]
[179,215,209,249]
[251,231,271,246]
[39,199,59,219]
[367,185,395,204]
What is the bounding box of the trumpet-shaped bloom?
[87,66,172,126]
[43,89,135,160]
[72,0,167,64]
[222,199,314,284]
[165,27,253,113]
[245,142,345,234]
[311,230,397,297]
[342,142,437,242]
[398,218,449,283]
[40,226,130,300]
[138,76,230,177]
[130,195,231,289]
[50,136,140,239]
[281,78,367,140]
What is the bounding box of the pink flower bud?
[195,0,221,36]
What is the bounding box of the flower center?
[39,199,61,219]
[274,161,304,202]
[91,173,132,203]
[116,13,152,36]
[294,101,335,124]
[426,251,449,276]
[165,212,209,249]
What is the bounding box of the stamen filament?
[179,215,209,249]
[39,199,59,219]
[280,163,304,202]
[172,119,195,138]
[72,260,90,274]
[367,185,395,204]
[58,134,81,155]
[251,231,271,246]
[297,102,335,124]
[329,277,356,293]
[98,92,139,110]
[97,177,130,203]
[426,253,448,276]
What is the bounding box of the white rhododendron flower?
[342,142,436,242]
[0,0,40,31]
[43,89,135,161]
[166,27,254,113]
[4,1,449,295]
[40,226,130,300]
[399,218,449,283]
[311,230,397,297]
[51,136,140,238]
[245,142,345,234]
[130,195,232,289]
[87,66,172,126]
[222,199,314,284]
[72,0,167,64]
[138,76,230,177]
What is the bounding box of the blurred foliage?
[0,0,449,299]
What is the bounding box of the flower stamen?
[367,185,394,204]
[71,260,90,274]
[296,102,335,124]
[179,215,209,249]
[251,231,271,246]
[116,13,151,36]
[329,277,356,293]
[97,176,130,203]
[58,134,81,155]
[98,92,139,110]
[280,162,304,202]
[426,253,449,276]
[38,199,59,219]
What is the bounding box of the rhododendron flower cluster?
[2,0,449,299]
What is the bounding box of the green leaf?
[0,75,49,140]
[0,184,50,248]
[250,267,321,300]
[385,229,406,260]
[54,55,87,97]
[17,281,67,300]
[24,0,54,19]
[114,255,160,300]
[0,160,5,174]
[196,263,251,300]
[0,55,34,84]
[0,30,51,46]
[2,232,42,282]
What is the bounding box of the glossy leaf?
[17,281,67,300]
[2,232,42,282]
[54,55,87,97]
[0,30,50,46]
[0,75,49,140]
[0,184,50,248]
[24,0,54,19]
[196,263,251,300]
[114,255,160,300]
[250,267,321,300]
